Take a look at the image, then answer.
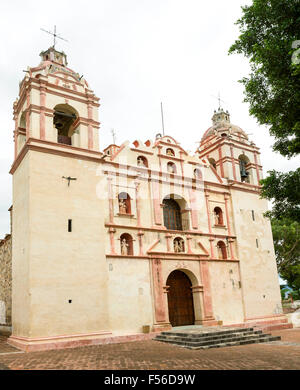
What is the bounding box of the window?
[137,156,148,167]
[120,233,133,255]
[208,158,217,169]
[118,192,131,214]
[217,241,227,259]
[252,210,255,221]
[194,168,202,180]
[256,238,259,248]
[163,198,182,231]
[166,148,175,156]
[68,219,72,232]
[173,237,185,253]
[213,207,224,225]
[167,162,177,174]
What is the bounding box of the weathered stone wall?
[0,235,12,325]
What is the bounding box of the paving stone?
[0,329,298,370]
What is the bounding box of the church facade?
[3,47,286,351]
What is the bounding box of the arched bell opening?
[53,104,78,145]
[238,154,251,183]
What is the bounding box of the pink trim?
[189,189,198,229]
[138,230,144,256]
[218,147,225,177]
[165,233,172,252]
[135,182,141,227]
[152,181,162,225]
[109,227,117,255]
[224,194,235,260]
[40,112,45,140]
[186,235,193,254]
[8,332,157,352]
[147,239,160,253]
[199,261,214,320]
[230,145,237,180]
[254,152,260,184]
[26,92,30,140]
[152,259,167,322]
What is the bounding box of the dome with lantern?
[201,107,249,141]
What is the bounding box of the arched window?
[217,241,227,260]
[118,192,131,214]
[166,148,175,156]
[54,104,78,145]
[239,155,250,183]
[167,162,177,174]
[120,233,133,256]
[193,168,202,180]
[19,112,26,129]
[214,207,224,225]
[173,237,185,253]
[208,158,217,170]
[163,198,182,230]
[137,156,148,167]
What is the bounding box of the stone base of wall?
[223,314,292,331]
[7,331,157,352]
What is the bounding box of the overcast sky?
[0,0,298,238]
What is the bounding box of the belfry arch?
[53,104,79,145]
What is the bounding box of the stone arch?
[120,233,134,256]
[166,270,195,327]
[162,194,189,231]
[238,154,251,183]
[167,161,177,174]
[193,168,202,180]
[166,148,175,156]
[53,104,79,145]
[173,237,185,253]
[213,207,224,225]
[118,192,132,214]
[137,155,148,167]
[217,240,227,259]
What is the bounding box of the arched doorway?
[166,270,195,327]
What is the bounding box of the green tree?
[229,0,300,292]
[229,0,300,220]
[272,218,300,297]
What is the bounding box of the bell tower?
[197,107,263,187]
[12,46,100,162]
[9,48,110,350]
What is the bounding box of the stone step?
[160,327,254,338]
[185,336,281,350]
[155,333,277,348]
[156,330,263,343]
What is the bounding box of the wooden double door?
[166,270,195,327]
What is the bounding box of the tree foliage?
[271,218,300,295]
[229,0,300,157]
[261,168,300,221]
[229,0,300,290]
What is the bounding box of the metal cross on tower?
[40,25,68,49]
[211,92,226,110]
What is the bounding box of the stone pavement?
[0,329,299,370]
